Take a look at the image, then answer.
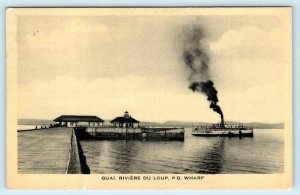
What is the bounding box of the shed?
[54,115,104,127]
[110,111,139,128]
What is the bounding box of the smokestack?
[182,27,224,124]
[221,114,225,127]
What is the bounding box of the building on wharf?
[53,115,104,128]
[110,111,140,128]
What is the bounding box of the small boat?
[192,123,253,137]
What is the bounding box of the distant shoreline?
[18,119,285,129]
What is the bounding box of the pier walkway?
[18,127,73,174]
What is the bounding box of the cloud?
[203,25,287,123]
[18,75,199,122]
[210,26,283,59]
[18,72,285,123]
[17,16,181,84]
[17,18,288,123]
[219,81,284,123]
[23,18,112,51]
[207,25,286,90]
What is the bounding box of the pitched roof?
[110,116,139,123]
[54,115,104,122]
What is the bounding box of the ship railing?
[196,124,249,128]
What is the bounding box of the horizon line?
[17,118,285,124]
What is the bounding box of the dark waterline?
[80,129,284,174]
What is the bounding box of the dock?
[75,127,185,141]
[50,113,185,141]
[17,126,184,174]
[18,127,88,174]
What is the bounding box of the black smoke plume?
[182,27,224,125]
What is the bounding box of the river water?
[80,129,284,174]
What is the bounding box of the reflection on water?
[196,138,225,174]
[80,129,284,174]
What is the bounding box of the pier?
[75,127,185,141]
[50,113,185,141]
[18,126,184,174]
[18,127,88,174]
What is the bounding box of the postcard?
[6,7,292,189]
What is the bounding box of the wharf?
[76,127,185,141]
[18,127,74,174]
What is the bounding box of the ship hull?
[192,129,253,137]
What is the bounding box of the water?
[80,129,284,174]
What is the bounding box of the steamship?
[192,121,254,137]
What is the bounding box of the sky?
[17,11,290,123]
